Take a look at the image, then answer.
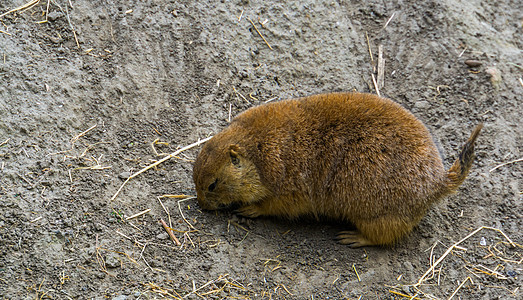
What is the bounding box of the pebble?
[118,172,131,179]
[486,67,502,86]
[414,100,430,109]
[47,11,64,22]
[105,253,120,268]
[156,232,169,240]
[465,59,482,67]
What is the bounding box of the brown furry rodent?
[193,92,482,247]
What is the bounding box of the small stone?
[414,101,430,109]
[94,223,103,231]
[465,59,482,67]
[506,268,517,277]
[485,67,502,88]
[47,11,64,22]
[156,232,168,240]
[105,253,120,268]
[118,172,131,179]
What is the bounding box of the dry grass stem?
[458,46,468,57]
[111,136,212,201]
[247,17,273,50]
[36,0,50,23]
[426,241,438,281]
[352,263,361,282]
[125,208,151,220]
[184,231,195,248]
[371,73,380,97]
[114,230,145,247]
[233,86,249,103]
[0,138,10,147]
[159,194,191,199]
[264,96,279,103]
[160,218,181,246]
[447,277,472,300]
[489,157,523,172]
[71,124,97,144]
[262,257,282,272]
[17,173,33,185]
[429,85,450,101]
[151,138,160,156]
[79,142,108,158]
[138,242,156,273]
[248,92,258,101]
[95,235,111,276]
[281,284,294,295]
[365,31,373,62]
[178,197,197,230]
[229,219,249,232]
[377,45,385,89]
[238,10,244,22]
[414,226,517,286]
[0,0,40,18]
[183,274,229,298]
[489,241,523,263]
[52,0,80,48]
[382,12,396,29]
[146,282,183,299]
[75,165,112,170]
[157,196,173,229]
[97,247,139,267]
[30,216,42,223]
[388,290,422,299]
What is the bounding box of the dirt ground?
[0,0,521,299]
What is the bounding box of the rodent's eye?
[231,155,240,167]
[208,179,218,192]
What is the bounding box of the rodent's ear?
[228,144,241,166]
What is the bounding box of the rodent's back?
[226,93,448,220]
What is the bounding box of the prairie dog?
[193,92,482,247]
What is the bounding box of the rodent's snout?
[196,191,233,211]
[196,192,217,211]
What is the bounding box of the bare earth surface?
[0,0,521,299]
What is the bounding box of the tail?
[446,123,483,191]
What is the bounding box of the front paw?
[235,205,262,218]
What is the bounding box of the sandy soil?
[0,0,521,299]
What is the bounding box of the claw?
[235,205,262,218]
[336,230,374,248]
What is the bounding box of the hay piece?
[414,226,516,286]
[247,17,273,50]
[111,136,212,201]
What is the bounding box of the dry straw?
[110,136,212,201]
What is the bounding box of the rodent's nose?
[196,193,210,210]
[196,194,220,211]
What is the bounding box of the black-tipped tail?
[447,123,483,191]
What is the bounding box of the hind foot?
[336,231,375,248]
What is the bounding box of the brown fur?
[193,92,482,247]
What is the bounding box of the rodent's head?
[193,138,270,211]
